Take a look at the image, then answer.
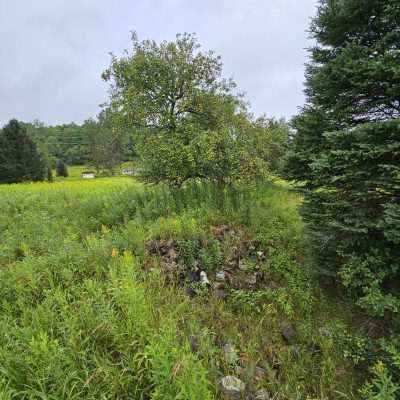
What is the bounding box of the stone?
[219,376,245,399]
[223,343,239,365]
[147,240,158,254]
[166,247,177,261]
[254,366,266,381]
[239,260,247,271]
[187,269,200,283]
[281,323,295,344]
[200,271,210,285]
[216,270,227,281]
[247,274,258,286]
[189,335,199,353]
[228,259,237,268]
[177,271,186,284]
[213,281,225,290]
[319,326,331,337]
[215,289,229,300]
[164,261,178,271]
[254,388,270,400]
[166,238,174,248]
[158,240,168,255]
[250,254,258,263]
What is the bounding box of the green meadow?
[0,177,361,399]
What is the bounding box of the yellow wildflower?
[373,360,385,375]
[111,248,119,258]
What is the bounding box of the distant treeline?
[22,119,136,167]
[23,121,90,165]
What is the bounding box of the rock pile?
[146,225,269,300]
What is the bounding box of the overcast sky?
[0,0,318,126]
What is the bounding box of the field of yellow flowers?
[0,177,360,399]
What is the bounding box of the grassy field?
[51,163,136,182]
[0,177,360,399]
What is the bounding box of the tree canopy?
[103,33,275,187]
[102,32,236,134]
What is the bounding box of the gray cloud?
[0,0,317,126]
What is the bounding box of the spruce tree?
[285,0,400,316]
[0,119,45,184]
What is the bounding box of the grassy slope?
[0,177,360,399]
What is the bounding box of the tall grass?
[0,178,361,399]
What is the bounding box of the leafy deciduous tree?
[103,33,269,187]
[86,110,124,175]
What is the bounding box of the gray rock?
[319,326,331,337]
[281,323,295,344]
[214,281,225,289]
[254,366,266,381]
[223,343,239,365]
[219,376,245,399]
[254,388,270,400]
[216,270,227,281]
[239,260,247,270]
[250,254,258,263]
[247,274,258,286]
[166,247,177,261]
[228,259,237,268]
[187,269,200,283]
[200,271,210,285]
[164,261,178,271]
[189,335,199,353]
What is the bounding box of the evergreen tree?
[0,119,45,184]
[285,0,400,316]
[56,159,69,177]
